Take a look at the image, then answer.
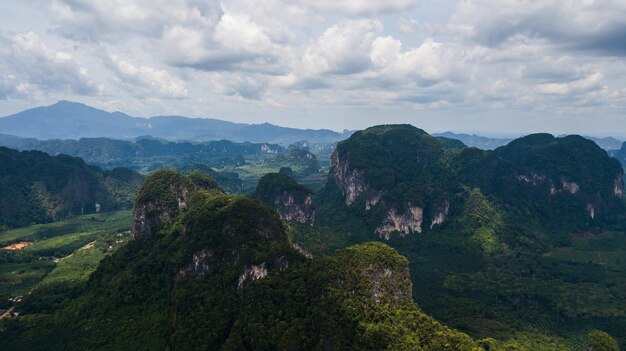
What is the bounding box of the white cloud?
[308,19,382,75]
[0,31,101,99]
[397,17,420,34]
[108,55,188,99]
[1,0,625,134]
[535,72,604,96]
[450,0,626,55]
[307,0,419,17]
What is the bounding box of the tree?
[588,330,619,351]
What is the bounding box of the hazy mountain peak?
[0,101,348,144]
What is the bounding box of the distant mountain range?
[0,101,622,150]
[433,131,623,151]
[0,101,351,145]
[0,134,286,169]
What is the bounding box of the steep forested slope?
[0,170,519,351]
[0,146,143,228]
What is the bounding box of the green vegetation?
[459,188,504,253]
[0,146,142,228]
[40,230,131,285]
[298,125,626,349]
[231,149,323,193]
[255,172,312,205]
[588,330,620,351]
[0,211,132,296]
[2,125,626,350]
[0,170,529,351]
[0,134,328,194]
[0,261,54,296]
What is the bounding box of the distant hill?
[0,101,351,144]
[434,131,623,151]
[581,135,624,150]
[608,142,626,168]
[432,132,512,150]
[0,146,143,228]
[0,133,285,169]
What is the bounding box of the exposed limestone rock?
[237,263,268,289]
[516,172,547,186]
[179,248,213,279]
[615,175,624,197]
[272,193,315,225]
[376,205,423,240]
[518,172,583,196]
[132,170,195,240]
[430,202,449,229]
[260,144,280,154]
[256,173,316,225]
[331,150,367,206]
[331,150,386,210]
[292,242,313,259]
[365,191,384,211]
[561,179,579,194]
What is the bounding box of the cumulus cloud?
[1,0,625,132]
[535,72,604,96]
[0,31,101,99]
[307,0,419,17]
[107,55,188,99]
[50,0,222,42]
[451,0,626,55]
[162,11,282,73]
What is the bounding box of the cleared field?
[0,261,55,296]
[0,211,132,296]
[0,210,131,246]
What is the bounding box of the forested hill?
[0,134,285,169]
[0,170,510,350]
[315,125,624,248]
[0,146,143,228]
[0,100,351,144]
[291,124,626,349]
[609,141,626,168]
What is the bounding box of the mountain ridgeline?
[609,141,626,168]
[0,134,284,169]
[0,146,143,228]
[0,100,351,144]
[1,170,521,350]
[311,125,624,249]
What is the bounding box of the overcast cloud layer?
[1,0,625,136]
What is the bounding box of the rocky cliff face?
[430,201,449,229]
[331,150,368,206]
[271,192,315,224]
[375,205,424,240]
[326,125,457,239]
[614,175,624,197]
[330,150,389,209]
[255,173,315,225]
[132,169,196,240]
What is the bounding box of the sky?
[1,0,626,137]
